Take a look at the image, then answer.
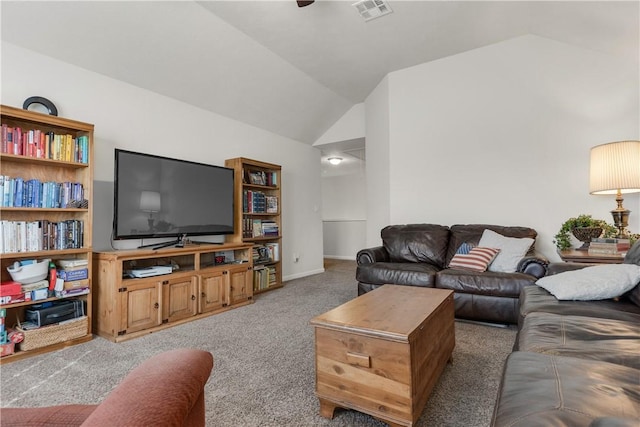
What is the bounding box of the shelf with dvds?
[0,104,94,363]
[225,157,282,294]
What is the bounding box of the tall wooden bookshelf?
[0,105,94,363]
[225,158,282,293]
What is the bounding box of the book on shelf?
[243,169,278,187]
[265,242,279,262]
[0,219,84,254]
[260,220,279,237]
[266,196,278,213]
[242,218,279,239]
[253,265,277,291]
[252,219,263,237]
[1,124,88,164]
[252,243,280,264]
[0,176,84,208]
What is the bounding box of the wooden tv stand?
[93,243,254,342]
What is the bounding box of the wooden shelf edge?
[99,301,254,343]
[254,283,283,295]
[0,333,92,364]
[1,248,92,259]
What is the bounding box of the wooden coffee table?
[310,285,455,427]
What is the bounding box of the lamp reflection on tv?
[139,190,161,232]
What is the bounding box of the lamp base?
[611,208,630,238]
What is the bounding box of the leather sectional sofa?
[491,242,640,426]
[356,224,548,323]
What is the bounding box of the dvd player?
[127,266,173,278]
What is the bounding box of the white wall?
[321,171,367,259]
[314,103,365,146]
[364,76,392,247]
[366,35,639,260]
[1,42,324,280]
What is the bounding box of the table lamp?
[589,140,640,237]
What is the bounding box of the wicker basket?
[18,316,88,351]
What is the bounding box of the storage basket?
[18,316,88,351]
[7,259,51,284]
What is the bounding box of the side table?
[558,249,624,264]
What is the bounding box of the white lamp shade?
[140,191,161,212]
[589,140,640,195]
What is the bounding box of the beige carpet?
[0,260,516,426]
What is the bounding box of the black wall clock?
[23,96,58,116]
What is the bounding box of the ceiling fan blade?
[297,1,315,7]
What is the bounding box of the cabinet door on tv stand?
[162,275,198,323]
[121,281,162,335]
[228,265,253,305]
[200,271,229,313]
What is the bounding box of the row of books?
[242,190,278,214]
[588,238,631,255]
[242,218,280,239]
[253,265,277,291]
[242,169,278,187]
[0,176,84,209]
[0,220,84,254]
[252,243,280,264]
[1,125,89,164]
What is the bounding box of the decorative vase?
[572,227,603,251]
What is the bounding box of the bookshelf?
[225,157,282,293]
[0,105,94,363]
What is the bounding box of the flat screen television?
[113,149,235,245]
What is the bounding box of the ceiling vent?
[352,0,393,22]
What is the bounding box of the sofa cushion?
[436,269,535,298]
[381,224,450,267]
[478,229,534,273]
[446,224,536,266]
[448,246,500,272]
[518,312,640,369]
[492,352,640,427]
[356,262,439,287]
[518,286,640,327]
[535,264,640,301]
[628,284,640,307]
[623,240,640,265]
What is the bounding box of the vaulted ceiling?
[2,1,638,145]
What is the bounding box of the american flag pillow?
[449,247,500,272]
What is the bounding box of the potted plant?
[554,215,617,251]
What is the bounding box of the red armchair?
[1,348,214,427]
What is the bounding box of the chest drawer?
[315,327,413,421]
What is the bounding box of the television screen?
[113,149,234,241]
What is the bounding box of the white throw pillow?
[536,264,640,301]
[477,229,534,273]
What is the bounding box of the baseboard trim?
[283,268,325,281]
[456,318,509,329]
[323,255,356,260]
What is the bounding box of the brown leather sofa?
[356,224,548,323]
[491,242,640,426]
[0,348,214,427]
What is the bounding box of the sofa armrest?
[546,262,596,276]
[81,349,213,427]
[356,246,389,265]
[517,255,549,279]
